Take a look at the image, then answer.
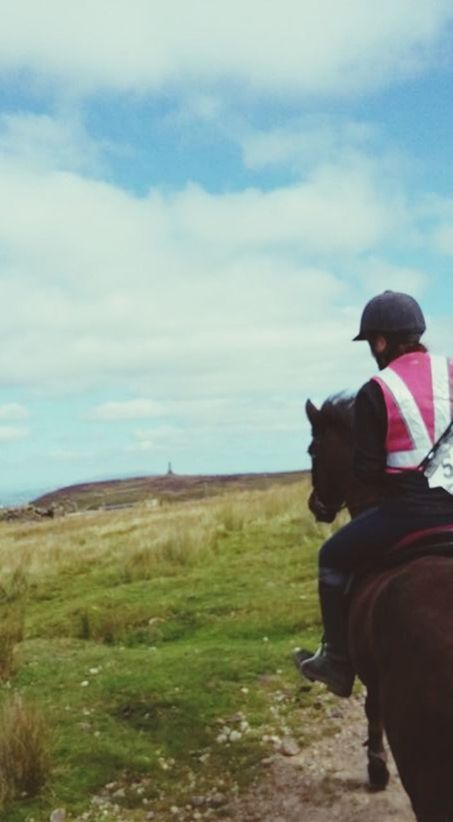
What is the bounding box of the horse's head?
[305,396,355,523]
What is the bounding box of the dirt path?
[227,694,414,822]
[71,693,415,822]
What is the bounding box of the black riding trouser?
[319,505,453,575]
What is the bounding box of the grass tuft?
[0,694,50,808]
[0,607,24,680]
[0,567,28,680]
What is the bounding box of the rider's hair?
[369,332,428,368]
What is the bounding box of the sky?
[1,0,453,501]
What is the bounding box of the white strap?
[378,367,433,453]
[431,355,451,441]
[387,448,431,469]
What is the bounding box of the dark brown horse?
[306,395,453,822]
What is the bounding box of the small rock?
[229,730,242,742]
[216,733,228,744]
[191,795,207,808]
[209,792,227,808]
[113,787,126,798]
[50,811,66,822]
[279,737,300,757]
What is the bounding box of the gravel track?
[228,693,414,822]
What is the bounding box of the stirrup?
[299,645,354,698]
[293,647,315,671]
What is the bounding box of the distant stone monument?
[167,461,174,475]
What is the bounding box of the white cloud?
[0,426,29,442]
[127,424,185,452]
[411,195,453,256]
[0,142,414,401]
[432,224,453,256]
[166,168,399,255]
[90,400,163,421]
[0,113,103,174]
[0,110,439,415]
[357,258,429,296]
[49,448,86,461]
[425,317,453,357]
[0,404,28,421]
[135,425,182,440]
[240,118,376,172]
[0,1,450,98]
[0,155,401,277]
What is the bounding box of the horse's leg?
[364,686,389,790]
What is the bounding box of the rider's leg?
[297,504,453,696]
[296,507,385,697]
[298,503,453,696]
[298,567,354,697]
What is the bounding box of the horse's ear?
[305,399,320,428]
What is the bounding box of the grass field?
[0,479,343,821]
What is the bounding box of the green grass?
[0,481,341,821]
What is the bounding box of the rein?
[308,489,347,524]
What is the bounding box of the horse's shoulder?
[350,555,453,693]
[350,555,453,649]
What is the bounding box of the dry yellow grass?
[0,694,50,807]
[0,481,310,586]
[0,607,24,680]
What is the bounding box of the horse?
[305,395,453,822]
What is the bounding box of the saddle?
[349,525,453,591]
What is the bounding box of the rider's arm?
[353,380,387,494]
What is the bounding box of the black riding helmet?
[353,290,426,342]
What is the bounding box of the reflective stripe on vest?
[373,353,453,471]
[431,356,451,441]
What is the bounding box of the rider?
[299,290,453,697]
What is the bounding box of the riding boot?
[296,569,355,698]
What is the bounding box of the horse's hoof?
[367,755,390,791]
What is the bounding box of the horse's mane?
[319,394,356,440]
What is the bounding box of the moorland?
[0,473,342,821]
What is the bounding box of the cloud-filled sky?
[1,0,453,500]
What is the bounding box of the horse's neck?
[336,447,379,519]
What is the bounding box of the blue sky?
[1,0,453,501]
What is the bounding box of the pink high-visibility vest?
[372,352,453,473]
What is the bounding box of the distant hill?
[32,470,308,512]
